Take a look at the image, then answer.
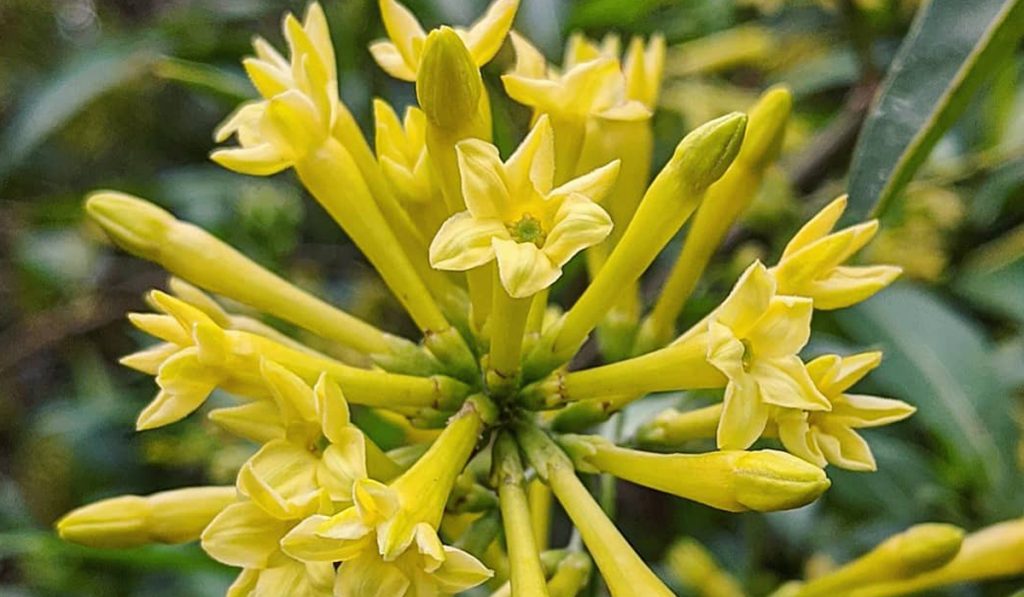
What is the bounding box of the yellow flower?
[369,0,518,82]
[202,496,334,597]
[772,196,902,309]
[231,362,369,517]
[705,261,830,450]
[775,352,915,471]
[428,116,620,298]
[213,3,337,175]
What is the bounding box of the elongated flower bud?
[417,27,484,130]
[530,113,747,378]
[57,487,236,548]
[795,523,964,596]
[560,435,830,513]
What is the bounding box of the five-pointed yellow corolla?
[774,352,916,471]
[772,196,902,309]
[705,261,831,450]
[212,3,338,176]
[202,495,335,597]
[370,0,518,82]
[428,116,620,298]
[229,361,368,517]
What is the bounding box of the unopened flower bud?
[416,27,483,130]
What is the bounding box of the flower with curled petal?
[771,195,903,309]
[704,261,831,450]
[369,0,518,82]
[774,352,916,471]
[428,115,620,298]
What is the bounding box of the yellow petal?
[493,238,561,298]
[201,501,291,568]
[261,359,318,426]
[139,349,220,430]
[429,212,505,271]
[716,261,775,337]
[215,101,267,143]
[253,559,334,597]
[832,393,916,428]
[413,522,445,572]
[455,138,510,219]
[808,351,880,395]
[507,31,547,78]
[119,343,179,375]
[542,194,613,267]
[775,410,827,467]
[750,356,830,411]
[244,57,291,99]
[227,569,259,597]
[237,440,320,519]
[505,114,554,198]
[379,0,426,68]
[281,514,367,562]
[318,506,373,542]
[464,0,519,66]
[352,478,400,524]
[706,321,747,381]
[717,376,769,450]
[126,313,189,346]
[301,3,336,83]
[314,373,351,443]
[211,144,292,176]
[803,264,902,310]
[782,195,847,258]
[369,40,417,81]
[317,430,368,502]
[548,159,621,204]
[745,295,813,358]
[433,545,495,592]
[815,422,877,471]
[335,551,411,597]
[208,400,286,444]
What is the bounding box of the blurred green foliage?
[0,0,1021,595]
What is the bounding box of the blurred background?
[0,0,1022,595]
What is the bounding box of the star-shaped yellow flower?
[428,115,619,298]
[706,261,831,450]
[772,195,902,309]
[774,352,916,471]
[369,0,518,82]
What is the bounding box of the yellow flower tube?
[793,523,965,596]
[528,112,747,380]
[850,518,1024,597]
[635,404,723,447]
[559,435,830,512]
[517,424,675,597]
[520,336,724,409]
[86,192,435,372]
[57,486,237,548]
[492,433,550,597]
[638,86,792,353]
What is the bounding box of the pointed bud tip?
[416,27,483,129]
[734,450,830,512]
[740,86,792,167]
[891,523,964,575]
[674,112,748,192]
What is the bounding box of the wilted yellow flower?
[429,116,619,298]
[775,352,916,471]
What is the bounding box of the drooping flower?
[428,115,620,298]
[705,261,830,450]
[774,352,916,471]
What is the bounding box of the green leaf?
[152,57,252,103]
[847,0,1024,220]
[955,257,1024,324]
[834,284,1019,512]
[0,39,165,185]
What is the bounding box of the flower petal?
[335,551,411,597]
[548,159,621,204]
[745,295,813,358]
[428,212,505,271]
[281,514,368,563]
[815,422,877,471]
[831,393,916,428]
[201,501,291,568]
[237,440,320,519]
[716,261,775,337]
[379,0,426,68]
[208,400,286,444]
[542,194,613,267]
[801,264,902,310]
[493,238,561,298]
[369,40,417,81]
[775,410,827,467]
[317,430,368,502]
[717,376,769,450]
[751,356,831,411]
[505,115,554,198]
[456,138,510,219]
[432,546,494,592]
[781,195,846,258]
[465,0,519,66]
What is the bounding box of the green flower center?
[740,338,755,372]
[508,214,545,246]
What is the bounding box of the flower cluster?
[56,1,1019,595]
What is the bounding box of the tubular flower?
[704,261,830,450]
[57,1,928,596]
[429,116,619,298]
[774,352,916,471]
[369,0,519,82]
